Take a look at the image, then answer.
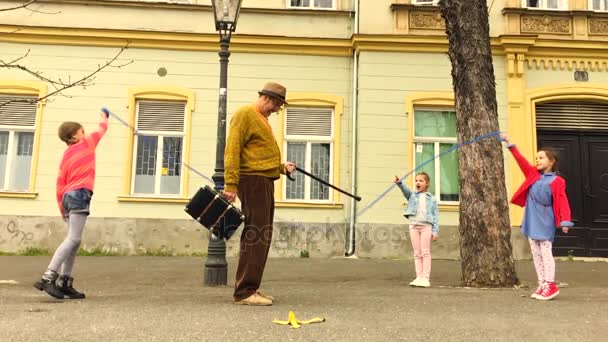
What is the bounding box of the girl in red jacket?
[34,111,109,299]
[502,134,572,301]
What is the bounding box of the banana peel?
[273,310,325,329]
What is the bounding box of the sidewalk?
[1,257,607,342]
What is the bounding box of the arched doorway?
[535,100,608,257]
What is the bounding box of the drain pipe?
[345,0,359,257]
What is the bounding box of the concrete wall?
[0,215,531,259]
[1,44,524,259]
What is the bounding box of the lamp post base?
[203,266,228,286]
[204,234,228,286]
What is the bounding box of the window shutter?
[136,100,186,132]
[536,101,608,131]
[0,95,38,127]
[286,107,332,137]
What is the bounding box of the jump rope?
[102,107,503,220]
[101,107,214,184]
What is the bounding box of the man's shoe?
[256,291,274,301]
[409,278,421,286]
[33,272,64,299]
[59,275,86,299]
[537,282,559,301]
[234,293,272,306]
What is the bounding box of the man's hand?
[223,191,237,203]
[432,234,439,241]
[562,227,569,234]
[284,161,296,174]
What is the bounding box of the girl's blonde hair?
[416,172,430,183]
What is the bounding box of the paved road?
[1,257,607,341]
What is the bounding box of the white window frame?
[130,101,186,197]
[589,0,608,11]
[0,129,34,191]
[286,0,336,10]
[0,96,37,193]
[283,109,335,203]
[412,108,459,205]
[522,0,568,10]
[412,0,439,5]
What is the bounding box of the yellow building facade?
[0,0,606,258]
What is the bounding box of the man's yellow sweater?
[224,104,283,192]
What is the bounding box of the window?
[287,0,335,10]
[523,0,568,10]
[591,0,608,11]
[131,100,186,196]
[0,95,37,192]
[412,0,439,5]
[284,107,334,202]
[413,109,459,203]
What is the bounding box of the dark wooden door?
[583,137,608,256]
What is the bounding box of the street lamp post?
[204,0,243,286]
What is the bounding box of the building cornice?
[3,24,608,62]
[0,25,354,57]
[14,0,354,16]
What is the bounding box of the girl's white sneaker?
[418,278,431,288]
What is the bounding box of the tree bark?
[439,0,518,287]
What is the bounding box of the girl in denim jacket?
[395,172,439,288]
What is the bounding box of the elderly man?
[223,82,296,306]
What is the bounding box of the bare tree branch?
[1,0,61,15]
[5,48,30,65]
[0,0,36,12]
[0,42,133,109]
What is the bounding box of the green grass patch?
[137,249,176,257]
[19,247,51,256]
[176,251,208,257]
[1,248,208,257]
[77,248,125,256]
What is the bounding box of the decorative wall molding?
[521,15,571,34]
[409,10,445,30]
[526,57,608,71]
[507,53,527,77]
[589,18,608,35]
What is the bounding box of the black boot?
[33,271,65,299]
[59,275,86,299]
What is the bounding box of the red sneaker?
[537,282,559,301]
[530,282,546,299]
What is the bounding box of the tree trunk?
[438,0,518,287]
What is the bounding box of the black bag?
[184,186,244,240]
